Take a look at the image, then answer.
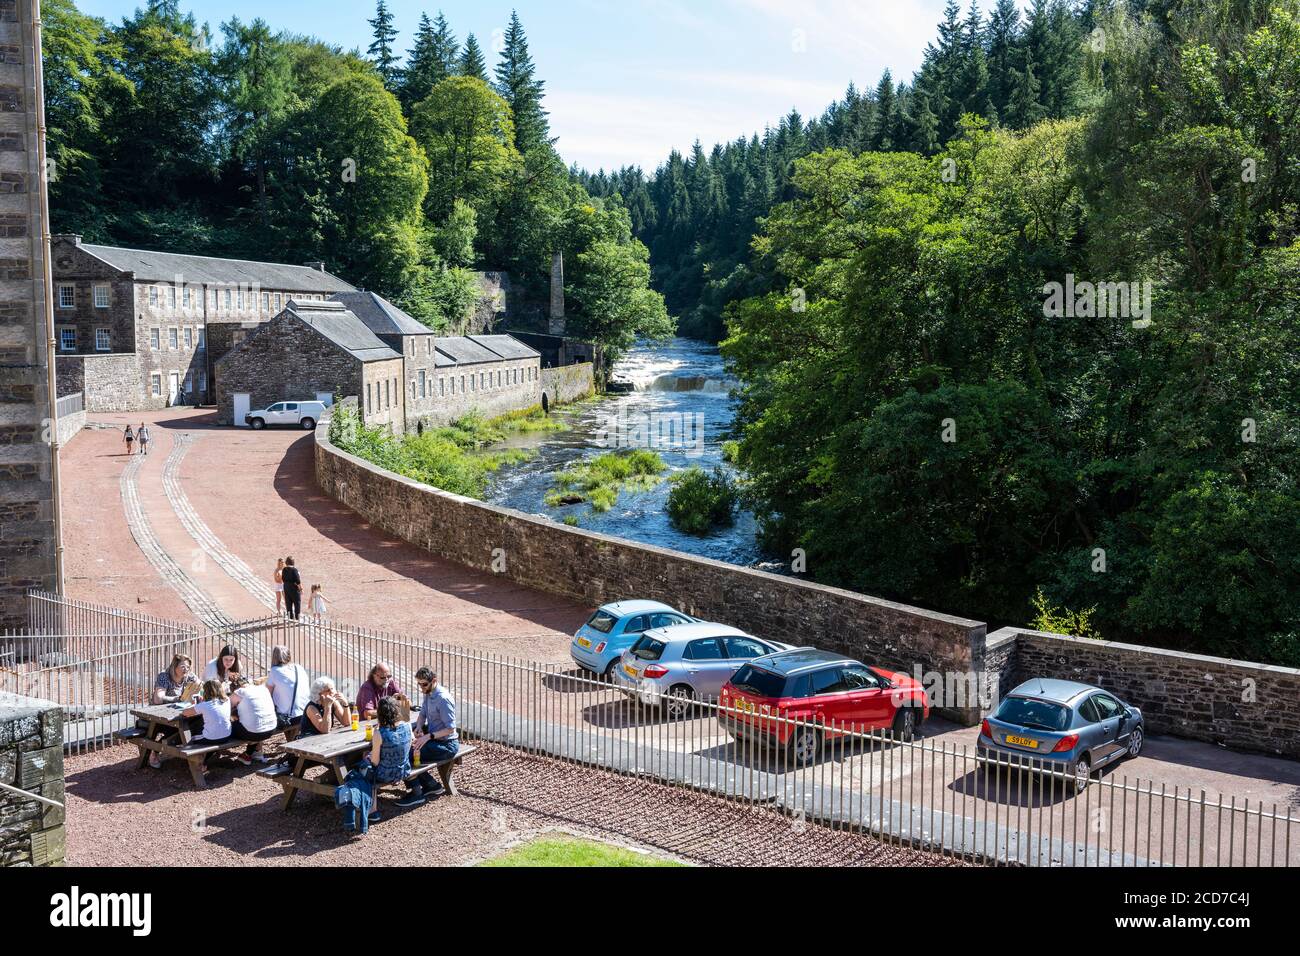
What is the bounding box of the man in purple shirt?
[356,661,403,719]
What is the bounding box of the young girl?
[180,680,232,746]
[309,584,329,622]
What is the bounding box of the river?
[485,337,772,568]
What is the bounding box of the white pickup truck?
[245,400,327,430]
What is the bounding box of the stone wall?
[57,352,140,412]
[542,362,595,408]
[986,626,1300,758]
[0,692,65,866]
[0,0,58,629]
[413,357,542,430]
[314,413,987,722]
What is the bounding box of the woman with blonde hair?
[273,558,286,614]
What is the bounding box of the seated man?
[398,667,458,808]
[355,661,404,720]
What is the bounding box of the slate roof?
[434,337,504,366]
[468,334,541,360]
[77,243,357,293]
[331,291,432,337]
[288,302,401,363]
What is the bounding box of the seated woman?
[228,676,280,765]
[299,677,350,739]
[265,645,311,730]
[143,653,198,768]
[359,696,412,824]
[202,644,242,692]
[180,680,233,753]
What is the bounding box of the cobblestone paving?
[119,442,234,629]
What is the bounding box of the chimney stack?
[304,261,326,272]
[548,251,566,336]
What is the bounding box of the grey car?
[613,623,791,718]
[977,679,1145,792]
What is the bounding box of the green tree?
[367,0,400,89]
[459,32,488,82]
[494,10,549,152]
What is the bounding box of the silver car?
[613,623,791,718]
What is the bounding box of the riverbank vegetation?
[667,467,738,536]
[545,450,666,513]
[328,402,557,499]
[709,2,1300,665]
[41,1,671,362]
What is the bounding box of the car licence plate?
[577,637,592,648]
[623,664,638,678]
[1006,734,1039,749]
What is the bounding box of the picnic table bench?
[121,703,301,789]
[268,725,476,812]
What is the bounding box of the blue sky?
[78,0,1014,173]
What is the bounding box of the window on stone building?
[93,285,110,308]
[410,379,416,400]
[274,293,282,311]
[470,375,476,393]
[385,379,390,409]
[196,328,205,350]
[169,286,177,308]
[183,371,193,395]
[199,371,207,395]
[95,329,111,352]
[224,289,232,310]
[461,375,466,394]
[58,283,75,308]
[58,327,76,351]
[168,327,178,349]
[150,373,162,397]
[450,376,456,395]
[184,327,193,349]
[365,384,371,414]
[183,286,191,309]
[439,377,445,397]
[237,289,244,310]
[262,292,270,311]
[418,370,426,398]
[150,327,160,350]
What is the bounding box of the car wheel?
[664,685,694,720]
[892,706,918,743]
[250,418,265,430]
[787,725,821,767]
[602,659,622,683]
[1127,726,1144,758]
[1072,754,1092,793]
[301,417,316,430]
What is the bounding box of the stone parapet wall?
[541,363,594,407]
[0,692,65,866]
[984,627,1300,758]
[57,352,140,411]
[314,413,986,722]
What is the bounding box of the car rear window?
[586,610,616,634]
[630,635,666,661]
[994,696,1072,732]
[729,664,788,699]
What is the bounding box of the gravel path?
[63,741,967,867]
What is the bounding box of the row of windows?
[149,370,207,398]
[411,365,536,401]
[56,282,330,315]
[365,377,400,415]
[57,327,114,352]
[148,326,205,351]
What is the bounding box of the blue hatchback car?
[569,600,695,678]
[977,679,1144,792]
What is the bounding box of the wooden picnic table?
[269,724,476,812]
[124,702,300,789]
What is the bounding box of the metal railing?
[55,391,84,418]
[14,592,1299,867]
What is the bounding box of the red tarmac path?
[60,407,585,662]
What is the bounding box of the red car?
[719,647,929,765]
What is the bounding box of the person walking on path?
[273,558,285,614]
[309,584,329,622]
[137,423,151,457]
[281,556,302,620]
[123,425,135,455]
